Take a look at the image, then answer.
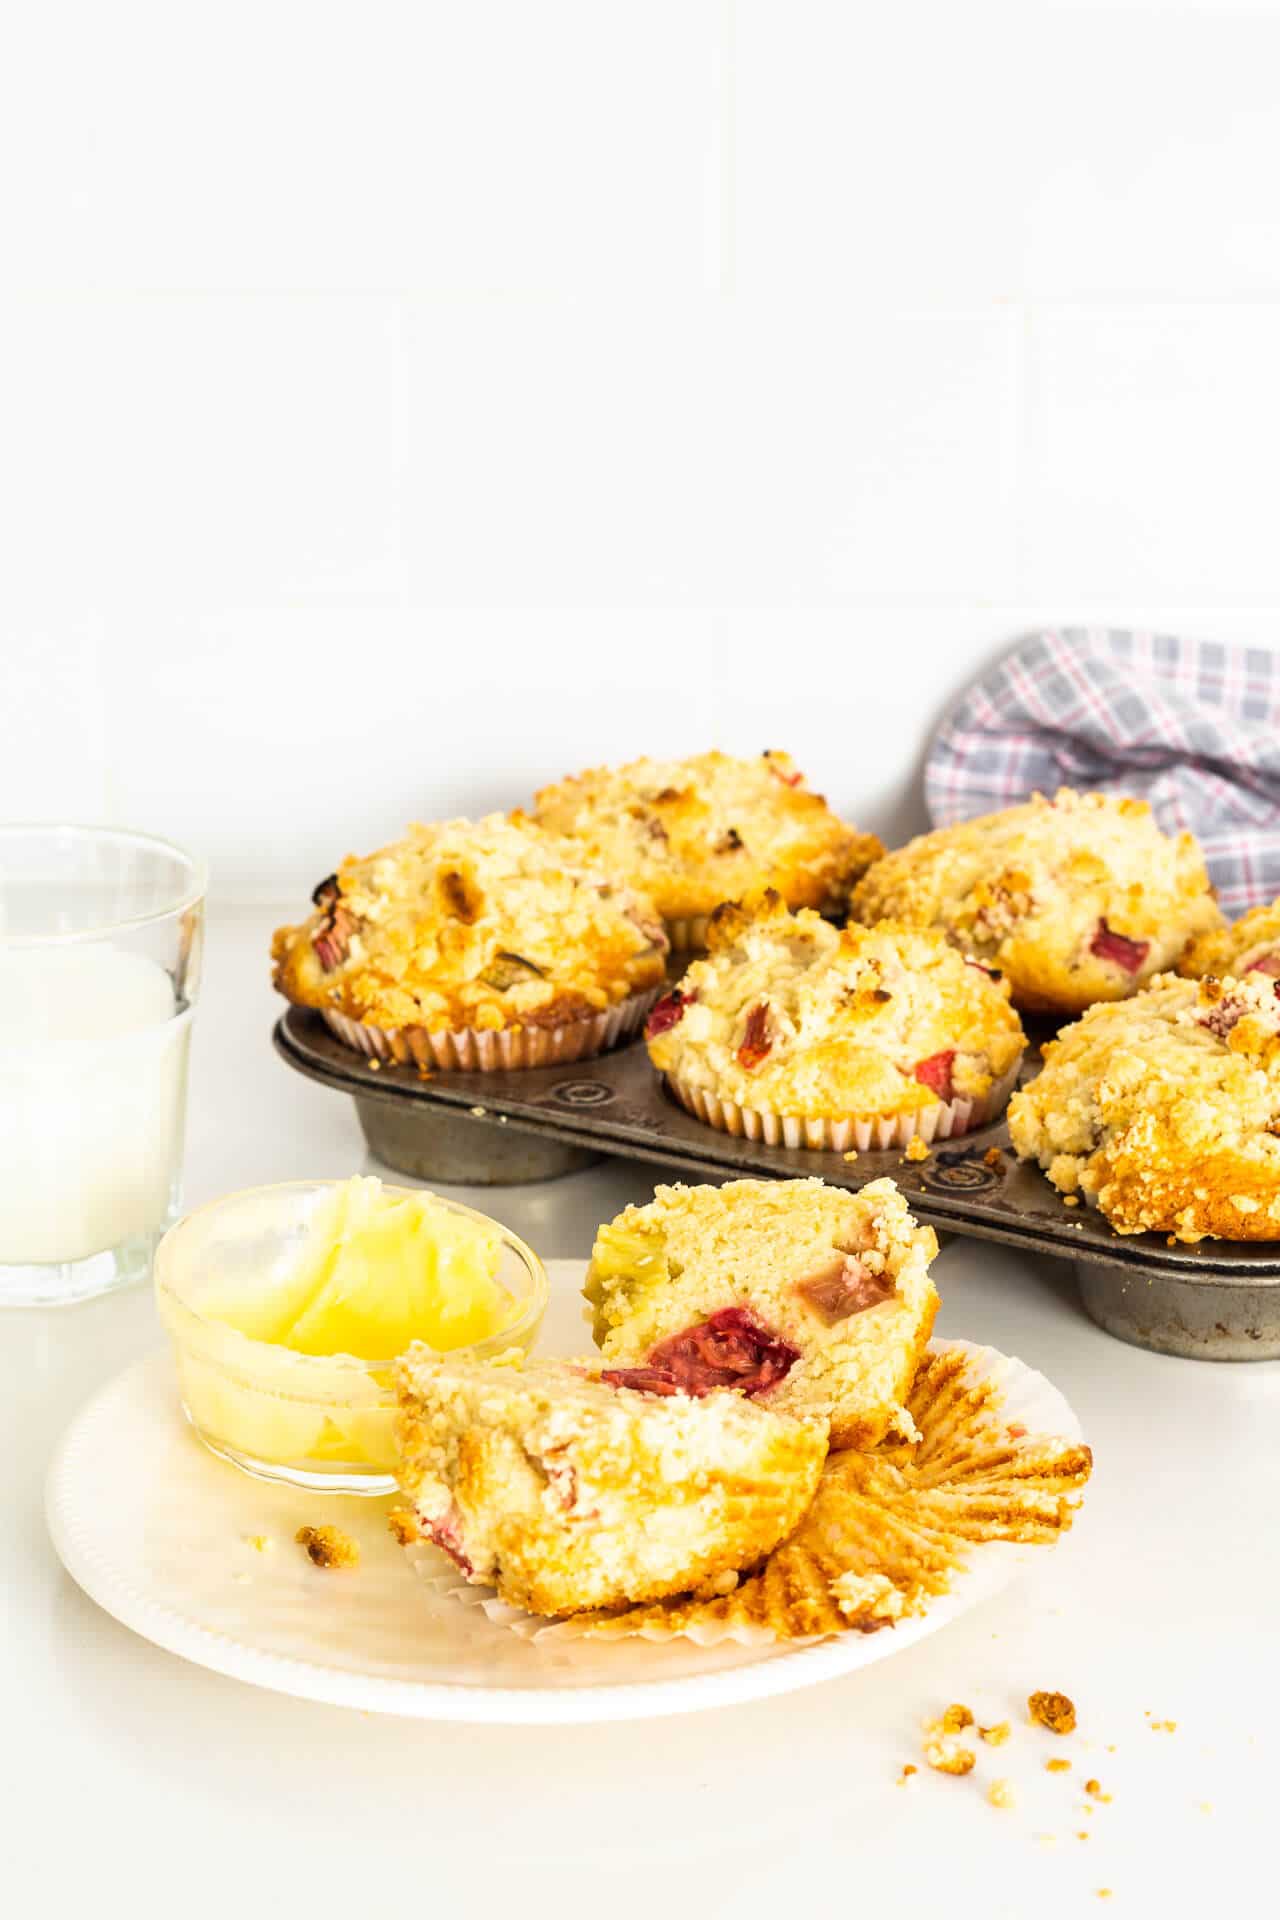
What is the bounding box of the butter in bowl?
[154,1176,548,1492]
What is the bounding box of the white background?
[7,0,1280,896]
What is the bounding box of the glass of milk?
[0,825,206,1305]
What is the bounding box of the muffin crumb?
[983,1146,1004,1170]
[243,1534,272,1553]
[296,1524,360,1570]
[1046,1758,1072,1773]
[897,1764,918,1788]
[1029,1689,1077,1734]
[979,1721,1011,1746]
[924,1739,975,1776]
[938,1702,974,1734]
[987,1778,1016,1810]
[842,1149,860,1164]
[387,1507,421,1547]
[904,1136,931,1163]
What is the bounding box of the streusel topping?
[272,812,667,1034]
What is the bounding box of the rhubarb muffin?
[1008,971,1280,1242]
[645,891,1025,1151]
[850,790,1222,1017]
[1181,898,1280,983]
[533,750,883,948]
[271,813,668,1069]
[585,1176,939,1450]
[393,1349,827,1617]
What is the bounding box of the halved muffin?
[645,890,1025,1151]
[1181,898,1280,982]
[851,790,1222,1016]
[271,812,667,1069]
[393,1349,827,1617]
[1008,970,1280,1242]
[584,1176,939,1450]
[533,750,883,948]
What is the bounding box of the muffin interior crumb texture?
[295,1525,360,1570]
[583,1175,940,1449]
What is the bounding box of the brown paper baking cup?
[403,1338,1090,1649]
[664,1055,1023,1154]
[323,985,661,1071]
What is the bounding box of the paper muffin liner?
[664,914,712,953]
[322,984,661,1072]
[400,1339,1091,1648]
[664,1055,1023,1154]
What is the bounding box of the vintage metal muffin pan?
[274,1008,1280,1360]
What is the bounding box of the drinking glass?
[0,824,206,1305]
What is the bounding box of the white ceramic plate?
[46,1260,1083,1723]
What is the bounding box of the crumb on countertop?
[924,1739,975,1776]
[1046,1758,1072,1773]
[979,1721,1011,1746]
[987,1779,1016,1810]
[842,1149,859,1164]
[938,1703,974,1734]
[983,1146,1004,1170]
[296,1524,360,1570]
[1063,1194,1079,1207]
[243,1534,272,1552]
[904,1136,930,1163]
[897,1764,918,1788]
[1029,1689,1077,1734]
[1085,1779,1112,1803]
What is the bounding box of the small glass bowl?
[154,1179,548,1494]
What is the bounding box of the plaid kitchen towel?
[924,628,1280,916]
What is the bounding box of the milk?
[0,946,191,1264]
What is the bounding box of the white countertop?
[9,907,1278,1918]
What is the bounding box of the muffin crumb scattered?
[296,1524,360,1570]
[938,1702,974,1734]
[243,1533,272,1553]
[1029,1689,1077,1734]
[1046,1758,1072,1773]
[387,1507,421,1547]
[979,1721,1011,1746]
[842,1149,859,1164]
[904,1136,931,1163]
[897,1764,918,1788]
[1085,1779,1112,1803]
[983,1146,1004,1170]
[924,1739,975,1776]
[987,1778,1016,1810]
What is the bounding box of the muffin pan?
[274,1008,1280,1361]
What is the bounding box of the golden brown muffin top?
[533,749,883,925]
[1008,970,1280,1241]
[644,889,1025,1118]
[272,812,667,1035]
[852,788,1222,1015]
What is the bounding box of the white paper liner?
[664,1055,1023,1154]
[664,914,712,952]
[400,1337,1086,1649]
[323,985,661,1071]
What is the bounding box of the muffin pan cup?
[274,1009,1280,1360]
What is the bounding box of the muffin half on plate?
[585,1175,939,1450]
[272,813,667,1069]
[393,1349,827,1617]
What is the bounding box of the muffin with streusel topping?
[393,1346,826,1617]
[1008,971,1280,1241]
[533,750,883,949]
[1181,897,1280,983]
[272,813,667,1070]
[851,790,1222,1016]
[584,1176,939,1450]
[645,890,1025,1152]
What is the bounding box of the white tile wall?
[4,0,1280,898]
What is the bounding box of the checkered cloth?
[924,628,1280,916]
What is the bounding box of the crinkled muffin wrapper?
[402,1339,1091,1648]
[663,914,712,953]
[322,985,661,1071]
[663,1055,1023,1154]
